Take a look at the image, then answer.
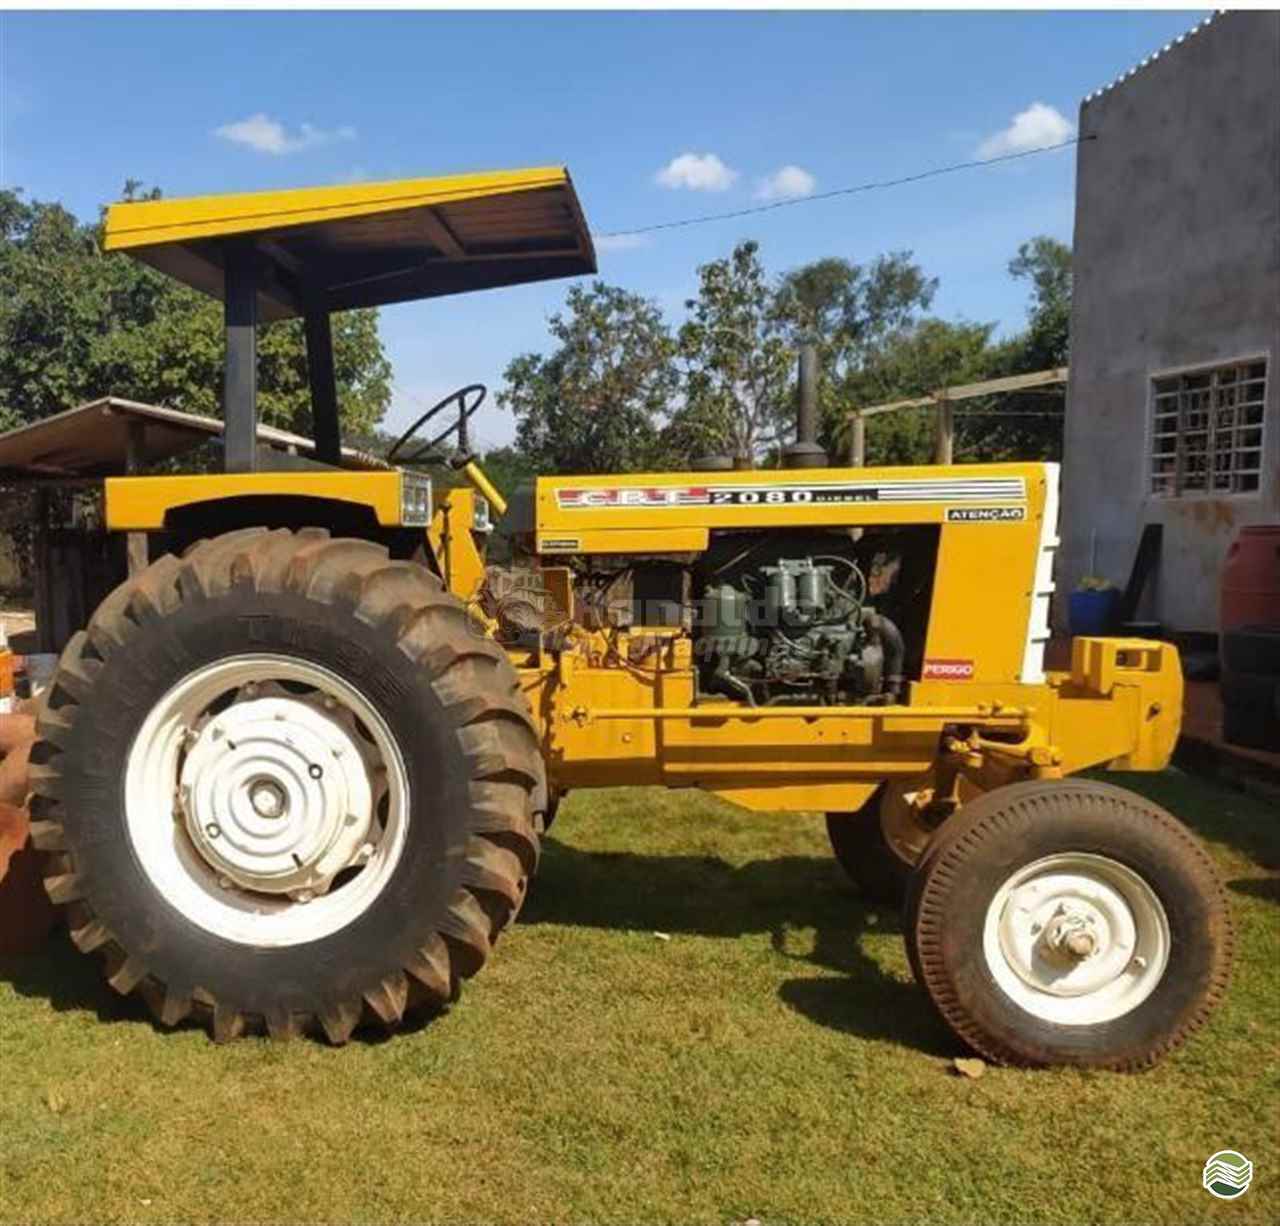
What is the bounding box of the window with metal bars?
[1149,360,1267,497]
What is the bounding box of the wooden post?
[125,420,148,576]
[32,490,53,652]
[934,394,954,465]
[848,410,866,467]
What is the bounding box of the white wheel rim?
[981,853,1170,1025]
[125,653,410,948]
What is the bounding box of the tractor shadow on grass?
[0,928,155,1030]
[0,927,448,1045]
[522,838,955,1058]
[1228,874,1280,905]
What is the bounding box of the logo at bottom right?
[1203,1151,1253,1200]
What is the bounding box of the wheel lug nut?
[309,763,323,780]
[206,823,221,840]
[218,875,233,890]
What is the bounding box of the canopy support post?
[223,242,259,473]
[305,312,341,466]
[125,420,149,576]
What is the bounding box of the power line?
[597,136,1093,239]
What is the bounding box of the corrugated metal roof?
[103,167,597,320]
[0,398,386,477]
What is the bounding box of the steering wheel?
[387,383,487,465]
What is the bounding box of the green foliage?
[772,251,938,456]
[833,236,1072,465]
[773,251,937,365]
[675,240,794,463]
[0,185,391,438]
[479,445,539,500]
[498,282,679,474]
[1009,234,1072,369]
[500,233,1071,476]
[845,318,997,464]
[960,235,1073,461]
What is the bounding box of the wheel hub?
[983,853,1171,1024]
[997,871,1136,998]
[1043,905,1100,961]
[179,696,374,899]
[249,779,287,820]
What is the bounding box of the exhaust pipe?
[782,339,828,469]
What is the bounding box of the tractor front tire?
[903,779,1232,1070]
[826,775,973,905]
[825,793,918,905]
[29,528,544,1042]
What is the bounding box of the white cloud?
[976,102,1074,161]
[214,113,356,156]
[754,165,817,201]
[593,232,651,254]
[654,152,738,192]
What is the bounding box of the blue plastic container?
[1069,589,1118,637]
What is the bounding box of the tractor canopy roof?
[103,166,596,321]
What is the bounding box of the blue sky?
[1,9,1203,450]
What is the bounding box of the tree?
[967,236,1073,461]
[1008,235,1071,370]
[823,238,1072,465]
[675,240,794,463]
[0,185,391,440]
[773,251,937,454]
[479,445,539,499]
[774,251,937,359]
[498,282,678,474]
[844,319,997,465]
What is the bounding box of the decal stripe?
[555,477,1026,509]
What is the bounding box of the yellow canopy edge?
[103,166,596,320]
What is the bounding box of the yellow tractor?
[24,168,1230,1067]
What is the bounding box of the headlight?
[472,495,492,533]
[400,473,433,527]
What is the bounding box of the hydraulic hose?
[873,612,906,701]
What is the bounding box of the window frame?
[1144,353,1270,501]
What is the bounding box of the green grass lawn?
[1,770,1276,1225]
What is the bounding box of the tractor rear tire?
[903,779,1232,1070]
[29,528,545,1042]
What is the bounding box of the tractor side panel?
[105,472,412,531]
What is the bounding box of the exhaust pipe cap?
[781,441,828,469]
